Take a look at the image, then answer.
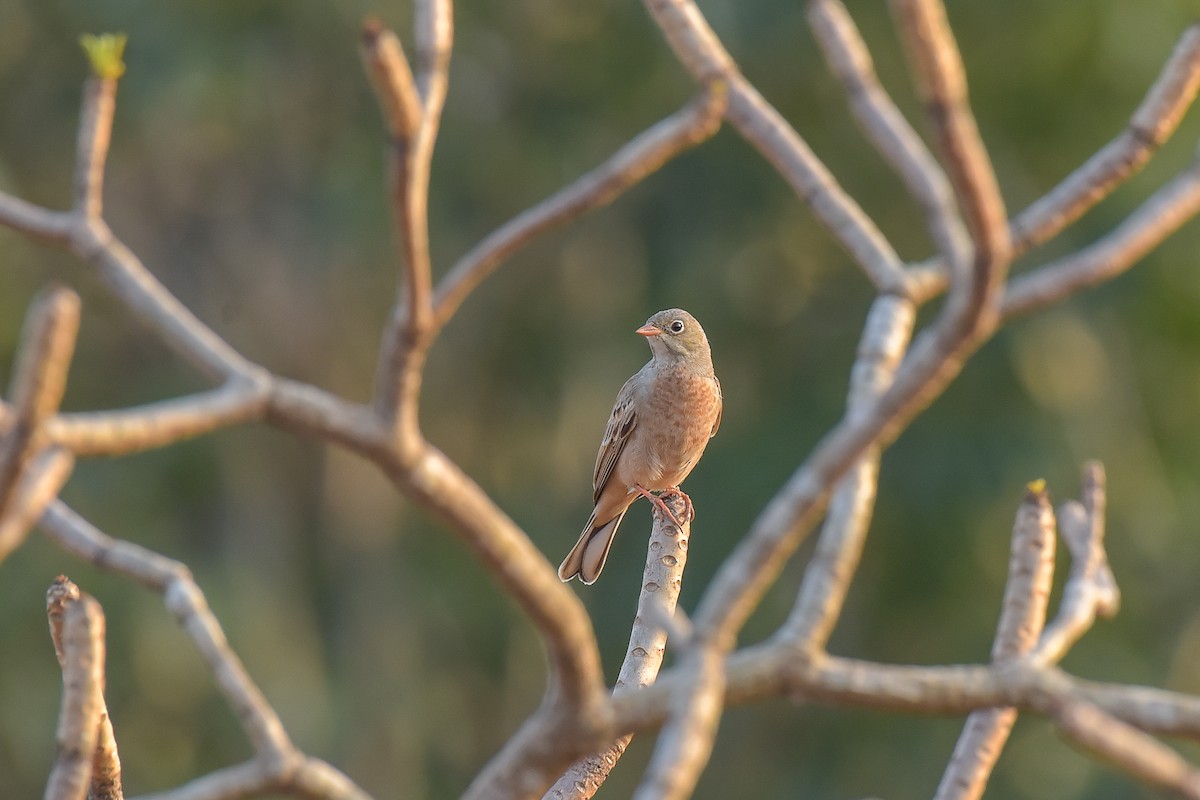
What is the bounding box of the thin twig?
[934,482,1056,800]
[360,20,422,141]
[432,87,727,331]
[73,75,118,219]
[68,221,265,384]
[0,193,72,241]
[1034,462,1119,665]
[371,1,452,435]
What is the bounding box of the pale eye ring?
[669,319,685,333]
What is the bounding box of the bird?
[558,308,722,585]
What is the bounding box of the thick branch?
[1045,697,1200,798]
[612,648,1200,745]
[0,286,80,518]
[935,483,1056,800]
[45,578,117,800]
[546,494,692,799]
[777,294,915,650]
[46,380,271,457]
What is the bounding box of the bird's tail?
[558,508,628,584]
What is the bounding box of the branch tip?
[80,33,127,80]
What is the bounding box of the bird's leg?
[634,483,685,528]
[660,486,695,522]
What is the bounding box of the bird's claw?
[635,484,693,528]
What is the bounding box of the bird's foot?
[634,484,692,527]
[660,486,695,522]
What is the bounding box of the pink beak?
[636,324,661,337]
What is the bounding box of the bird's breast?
[622,366,719,489]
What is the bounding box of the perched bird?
[558,309,722,584]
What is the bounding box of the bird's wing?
[593,373,639,505]
[710,375,723,438]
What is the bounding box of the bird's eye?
[669,319,685,333]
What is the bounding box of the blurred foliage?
[2,1,1200,798]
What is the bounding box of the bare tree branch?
[777,294,915,650]
[360,21,422,142]
[1034,461,1119,665]
[547,494,692,799]
[68,221,266,384]
[0,447,73,563]
[889,0,1010,297]
[807,0,970,267]
[935,482,1056,800]
[37,502,377,800]
[73,74,118,220]
[641,0,911,295]
[369,0,452,435]
[1011,23,1200,255]
[45,577,119,800]
[0,286,80,518]
[0,193,72,241]
[39,503,292,757]
[1043,696,1200,798]
[611,649,1200,745]
[46,382,270,458]
[1002,154,1200,320]
[432,87,727,331]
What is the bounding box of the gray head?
[635,308,712,364]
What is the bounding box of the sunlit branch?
[0,286,80,518]
[1002,155,1200,320]
[432,87,727,331]
[934,483,1056,800]
[642,0,911,296]
[547,494,692,799]
[1011,23,1200,255]
[807,0,970,268]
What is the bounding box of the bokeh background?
[3,1,1200,797]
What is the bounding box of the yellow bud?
[80,33,128,80]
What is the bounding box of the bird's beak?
[636,324,661,337]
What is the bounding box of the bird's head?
[636,308,711,362]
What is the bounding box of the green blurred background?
[3,1,1200,797]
